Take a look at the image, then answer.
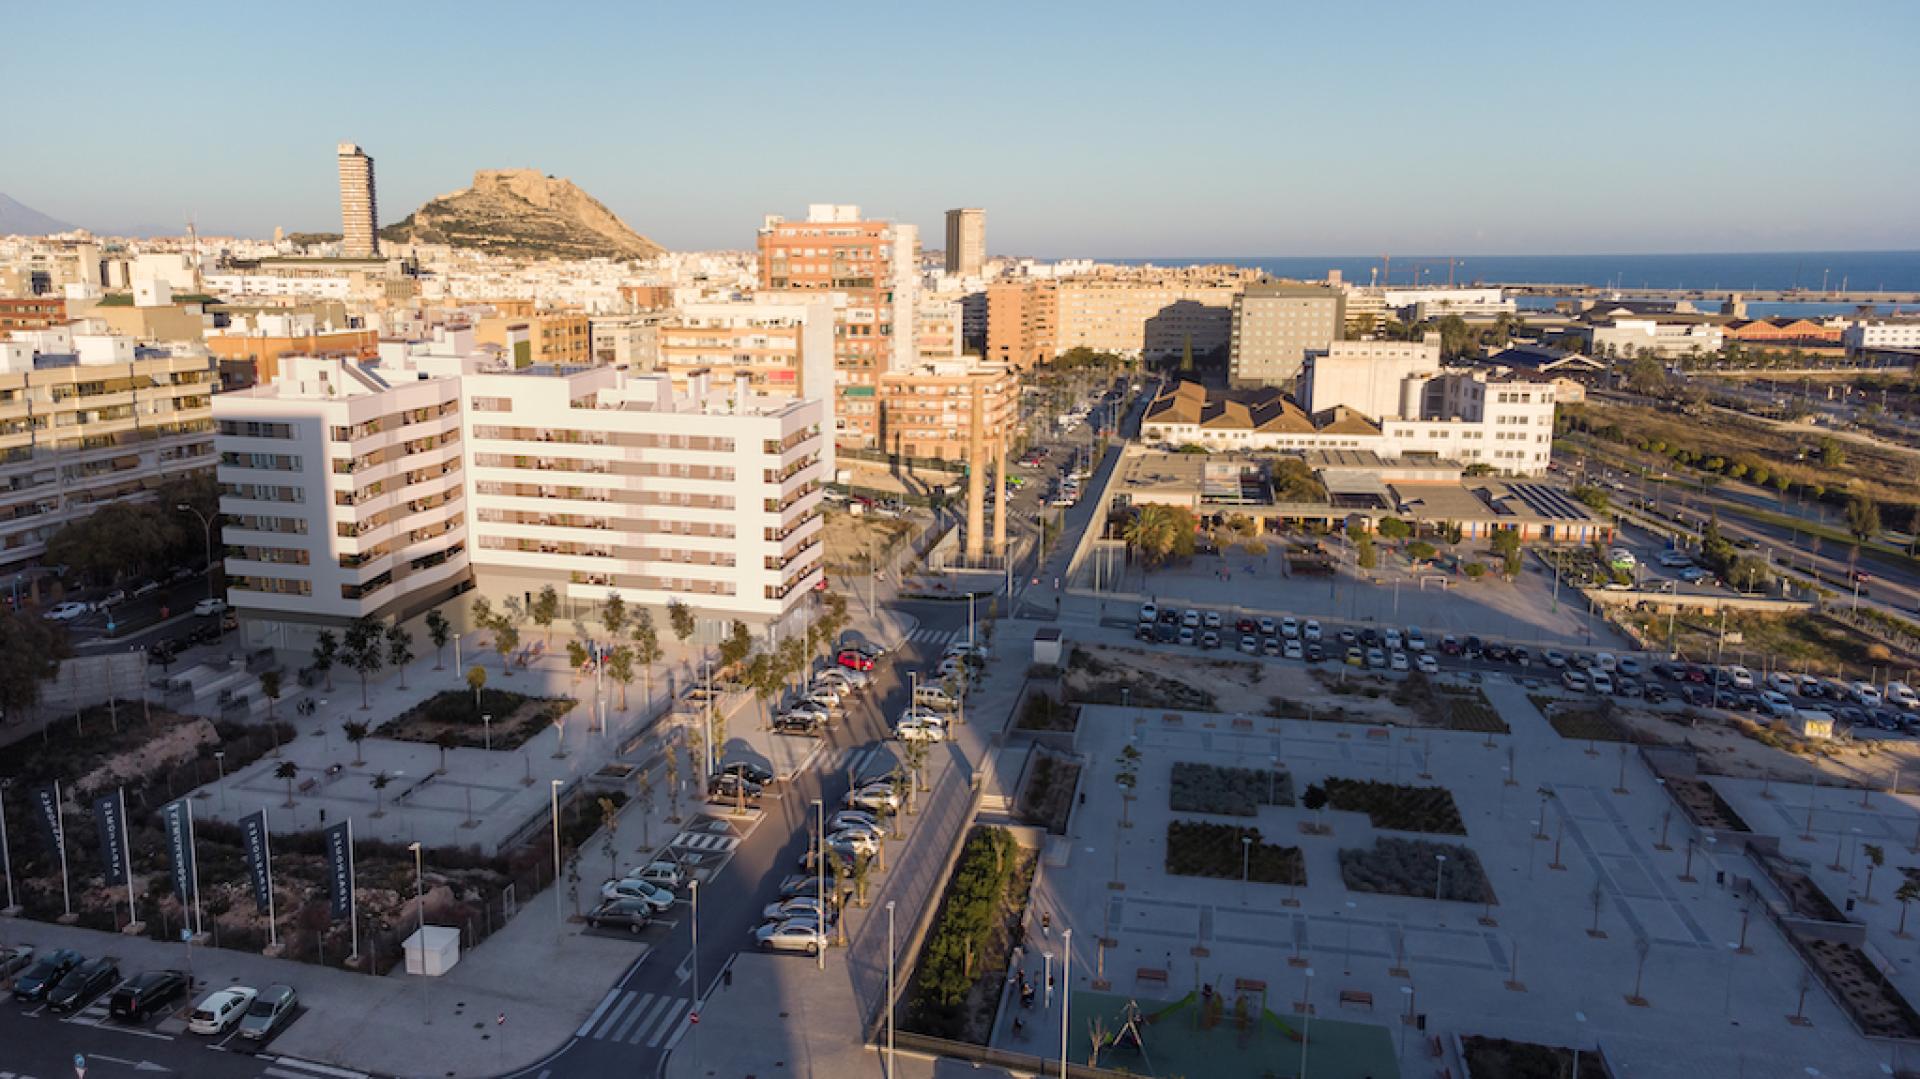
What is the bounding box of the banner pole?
[264,808,278,949]
[54,780,71,917]
[348,818,359,962]
[188,800,204,937]
[0,789,14,912]
[119,787,135,925]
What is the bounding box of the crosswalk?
[671,830,740,853]
[576,988,690,1049]
[905,627,967,647]
[256,1058,373,1079]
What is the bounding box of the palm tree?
[275,761,299,807]
[435,729,458,774]
[1864,843,1886,902]
[425,608,451,669]
[342,721,369,766]
[1896,880,1920,937]
[370,771,394,817]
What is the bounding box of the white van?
[1593,652,1618,672]
[1888,682,1919,710]
[913,685,959,711]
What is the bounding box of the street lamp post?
[1435,854,1448,901]
[814,798,825,971]
[214,751,227,812]
[483,713,492,752]
[550,780,564,927]
[409,841,429,1025]
[1060,929,1073,1079]
[176,503,217,601]
[1241,835,1252,904]
[1301,967,1315,1079]
[689,880,700,1065]
[886,900,897,1079]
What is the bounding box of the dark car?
[707,774,763,801]
[1463,635,1484,658]
[1358,628,1380,647]
[1649,663,1675,681]
[12,948,83,1001]
[587,898,655,935]
[1835,706,1867,728]
[47,957,119,1012]
[773,712,822,735]
[721,761,776,786]
[1304,642,1325,662]
[1151,622,1177,643]
[1134,623,1155,642]
[1510,646,1532,667]
[110,969,190,1023]
[1484,643,1511,662]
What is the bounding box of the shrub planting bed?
[1340,838,1495,903]
[1016,689,1078,732]
[1165,820,1305,885]
[1532,695,1634,742]
[1019,751,1081,835]
[904,827,1035,1043]
[1169,761,1295,816]
[1461,1035,1608,1079]
[1319,777,1467,834]
[378,688,575,750]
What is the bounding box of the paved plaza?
[1016,662,1920,1078]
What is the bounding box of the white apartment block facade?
[214,345,826,648]
[0,328,218,570]
[1298,337,1443,420]
[1843,321,1920,355]
[1585,318,1724,358]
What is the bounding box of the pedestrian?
[1013,1014,1026,1037]
[1041,911,1051,938]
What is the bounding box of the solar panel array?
[1503,483,1590,521]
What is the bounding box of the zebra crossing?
[905,627,963,647]
[576,988,690,1049]
[670,829,740,853]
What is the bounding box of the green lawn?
[1067,989,1399,1079]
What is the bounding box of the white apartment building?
[1381,287,1515,321]
[1297,337,1442,420]
[0,328,218,569]
[214,342,826,649]
[1584,318,1724,358]
[1843,321,1920,355]
[651,297,838,407]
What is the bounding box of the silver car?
[237,984,297,1040]
[0,945,32,981]
[755,917,824,955]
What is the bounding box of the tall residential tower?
[944,208,985,277]
[336,142,379,258]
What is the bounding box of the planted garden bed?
[1461,1035,1609,1079]
[1319,777,1466,834]
[1015,689,1079,732]
[1340,838,1495,903]
[1533,695,1634,742]
[1165,820,1304,885]
[377,688,574,750]
[1019,750,1081,835]
[1169,761,1295,816]
[903,827,1036,1043]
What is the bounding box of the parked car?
[1181,609,1200,629]
[1177,626,1196,647]
[1388,651,1408,672]
[1563,670,1590,692]
[587,898,656,935]
[1305,642,1326,663]
[1138,603,1158,624]
[1202,611,1223,630]
[628,860,685,890]
[0,945,33,982]
[1543,649,1568,669]
[1439,634,1461,656]
[48,957,119,1012]
[189,987,257,1035]
[1200,630,1220,649]
[721,761,776,786]
[835,650,875,672]
[1239,635,1259,655]
[1590,671,1615,695]
[773,712,824,735]
[763,896,837,924]
[755,917,824,955]
[1282,639,1303,660]
[894,716,947,743]
[1303,620,1323,641]
[1345,647,1365,667]
[1416,654,1439,675]
[829,809,886,836]
[1404,627,1426,652]
[1280,616,1300,639]
[600,878,676,912]
[1365,648,1387,669]
[192,598,228,617]
[109,969,190,1023]
[12,948,82,1001]
[707,774,764,801]
[236,983,298,1040]
[845,784,902,812]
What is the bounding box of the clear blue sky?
[5,0,1916,255]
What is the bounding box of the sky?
[3,0,1917,256]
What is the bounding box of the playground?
[1067,989,1399,1079]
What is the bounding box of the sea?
[1109,251,1920,317]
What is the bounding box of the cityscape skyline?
[4,1,1916,254]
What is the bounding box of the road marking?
[257,1059,373,1079]
[645,999,690,1048]
[609,992,659,1043]
[671,832,740,853]
[623,993,674,1044]
[588,990,639,1040]
[574,987,621,1038]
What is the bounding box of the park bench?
[297,778,318,794]
[1365,728,1390,740]
[1161,713,1182,726]
[1338,989,1373,1010]
[1135,967,1169,986]
[1231,717,1253,730]
[1233,978,1266,996]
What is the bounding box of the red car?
[1235,618,1257,633]
[836,649,875,672]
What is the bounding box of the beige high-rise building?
[1228,282,1344,388]
[336,142,379,258]
[944,208,985,277]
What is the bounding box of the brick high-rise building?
[756,204,917,447]
[336,142,379,258]
[944,208,985,277]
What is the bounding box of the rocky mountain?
[0,193,76,236]
[381,169,664,261]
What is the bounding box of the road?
[497,599,976,1079]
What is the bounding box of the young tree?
[600,590,628,642]
[1376,517,1411,542]
[470,596,495,634]
[718,620,754,678]
[343,616,386,709]
[631,611,663,711]
[1847,496,1882,543]
[778,635,808,694]
[386,626,415,690]
[435,729,459,774]
[311,630,338,692]
[342,720,370,766]
[466,665,487,710]
[532,584,560,644]
[1114,744,1142,827]
[664,749,682,823]
[492,620,520,676]
[425,608,451,669]
[1864,843,1886,903]
[275,760,299,807]
[370,771,394,817]
[259,669,282,719]
[667,597,696,648]
[635,768,656,849]
[566,639,590,682]
[607,645,635,710]
[747,651,780,730]
[1356,536,1378,570]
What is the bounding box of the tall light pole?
[409,841,430,1025]
[176,502,217,601]
[886,900,897,1079]
[813,798,826,971]
[550,780,564,927]
[1301,966,1314,1079]
[689,879,701,1066]
[1060,929,1073,1079]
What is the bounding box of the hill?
[381,169,664,261]
[0,193,76,236]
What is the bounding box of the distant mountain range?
[0,193,76,236]
[380,168,664,261]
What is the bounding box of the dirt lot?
[1060,643,1457,728]
[822,508,915,572]
[1618,608,1920,677]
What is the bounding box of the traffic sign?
[74,1053,86,1079]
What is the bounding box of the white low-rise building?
[1843,321,1920,355]
[214,339,826,650]
[1584,318,1724,359]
